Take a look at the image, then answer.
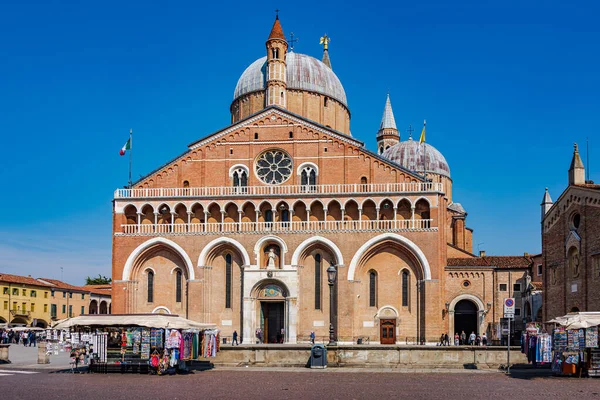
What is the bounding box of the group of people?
[0,329,38,346]
[438,331,488,346]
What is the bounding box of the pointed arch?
[198,237,251,266]
[291,236,344,266]
[347,233,431,281]
[122,237,195,281]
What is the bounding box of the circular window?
[462,280,471,288]
[572,213,581,230]
[255,150,293,185]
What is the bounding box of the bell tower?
[265,15,288,108]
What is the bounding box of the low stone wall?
[209,345,526,369]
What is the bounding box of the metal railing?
[118,219,435,236]
[114,182,443,199]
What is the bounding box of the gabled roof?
[0,273,52,287]
[132,106,427,186]
[447,256,531,269]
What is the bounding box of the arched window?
[232,168,248,192]
[225,254,232,309]
[264,209,273,223]
[402,270,409,307]
[369,270,377,307]
[175,270,182,303]
[301,166,317,192]
[147,271,154,303]
[315,254,322,310]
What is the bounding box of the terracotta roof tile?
[37,278,88,292]
[268,16,286,41]
[0,273,52,287]
[448,256,531,269]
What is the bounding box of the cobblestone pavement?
[0,368,598,400]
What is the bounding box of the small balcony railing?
[10,310,31,318]
[117,219,436,236]
[114,182,443,200]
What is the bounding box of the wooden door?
[380,319,396,344]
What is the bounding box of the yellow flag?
[419,120,426,144]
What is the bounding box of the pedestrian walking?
[232,330,238,346]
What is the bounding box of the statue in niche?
[570,249,580,278]
[264,245,280,269]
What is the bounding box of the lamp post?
[327,265,337,345]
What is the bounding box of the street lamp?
[327,265,337,345]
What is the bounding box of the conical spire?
[541,187,553,219]
[320,34,332,69]
[379,94,397,130]
[268,15,286,41]
[322,49,332,69]
[568,143,585,185]
[376,94,399,154]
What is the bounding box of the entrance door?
[454,300,478,340]
[380,319,396,344]
[261,302,285,343]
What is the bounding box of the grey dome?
[233,52,348,107]
[382,138,451,178]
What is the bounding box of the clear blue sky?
[1,0,598,284]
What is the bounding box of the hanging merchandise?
[586,326,599,348]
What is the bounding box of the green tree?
[85,274,112,285]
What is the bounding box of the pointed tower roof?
[570,143,584,169]
[322,49,332,69]
[569,142,586,185]
[379,94,397,130]
[268,16,286,41]
[541,187,553,205]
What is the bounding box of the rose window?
[255,150,293,185]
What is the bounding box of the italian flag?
[119,137,131,156]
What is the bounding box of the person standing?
[310,331,315,344]
[454,333,459,346]
[444,333,449,346]
[469,331,476,346]
[232,330,238,346]
[482,332,488,347]
[460,331,466,345]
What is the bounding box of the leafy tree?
[85,274,112,285]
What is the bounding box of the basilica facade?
[111,17,520,344]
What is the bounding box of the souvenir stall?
[547,312,600,378]
[52,314,218,374]
[521,322,553,367]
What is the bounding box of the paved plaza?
[0,368,598,399]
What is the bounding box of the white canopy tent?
[52,314,217,330]
[547,312,600,330]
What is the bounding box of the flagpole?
[129,129,133,188]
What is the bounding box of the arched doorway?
[89,300,98,314]
[35,319,48,328]
[10,317,28,327]
[253,280,288,344]
[454,300,479,337]
[100,301,108,314]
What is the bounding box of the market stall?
[52,314,219,374]
[545,312,600,377]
